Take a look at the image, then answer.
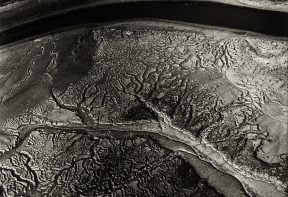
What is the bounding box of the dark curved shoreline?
[0,1,288,45]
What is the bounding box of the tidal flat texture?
[0,21,287,196]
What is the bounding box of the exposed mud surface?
[0,21,287,196]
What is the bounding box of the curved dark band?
[1,1,288,45]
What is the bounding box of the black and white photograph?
[0,0,287,196]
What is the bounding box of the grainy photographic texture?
[0,1,287,197]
